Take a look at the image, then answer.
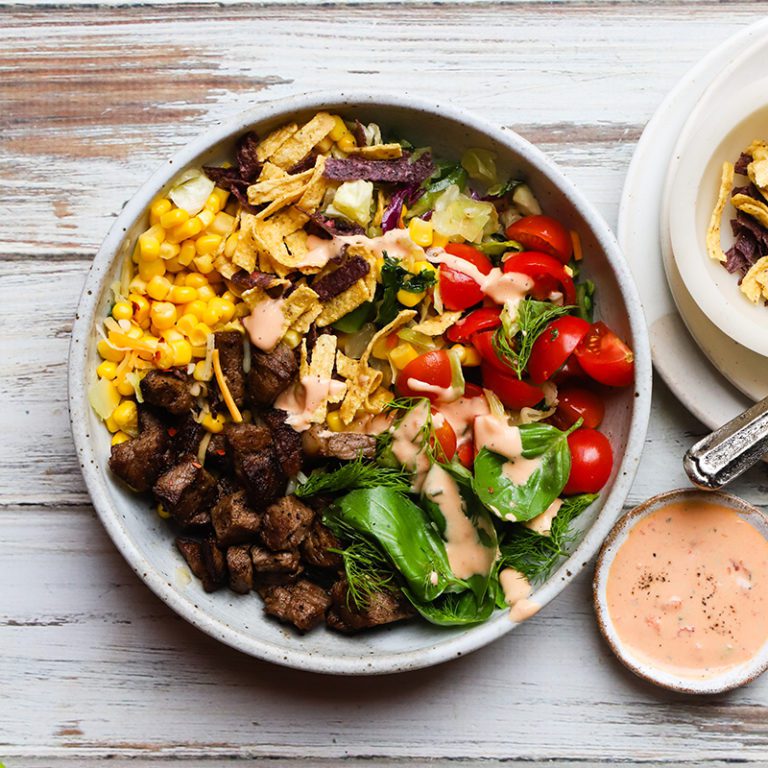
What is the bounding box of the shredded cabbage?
[326,180,374,227]
[89,378,121,420]
[461,148,497,185]
[431,185,499,243]
[169,168,215,216]
[125,371,145,403]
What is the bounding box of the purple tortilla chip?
[735,152,753,175]
[732,211,768,254]
[724,245,752,277]
[311,256,370,301]
[353,120,367,149]
[307,213,365,238]
[235,132,262,181]
[324,152,434,184]
[289,152,318,175]
[733,182,763,201]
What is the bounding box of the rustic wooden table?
[4,1,768,765]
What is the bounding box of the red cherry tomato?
[396,350,453,401]
[551,354,587,384]
[502,251,576,306]
[550,386,605,430]
[471,329,515,374]
[438,243,493,311]
[563,428,613,494]
[463,382,485,399]
[574,321,635,387]
[446,307,502,344]
[527,316,591,384]
[457,440,475,469]
[505,216,573,265]
[481,363,543,410]
[430,409,457,461]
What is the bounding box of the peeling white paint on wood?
[3,2,768,764]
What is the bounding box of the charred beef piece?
[140,370,195,415]
[205,433,230,471]
[225,423,286,507]
[226,545,254,594]
[251,546,303,584]
[153,455,217,527]
[109,409,170,492]
[259,579,331,632]
[214,331,246,407]
[246,343,298,406]
[327,580,415,633]
[301,520,343,570]
[262,408,302,477]
[170,414,204,460]
[310,256,370,301]
[211,489,262,547]
[260,496,315,551]
[176,536,227,592]
[302,426,377,461]
[224,423,272,460]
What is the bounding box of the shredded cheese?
[197,431,213,465]
[212,348,243,423]
[570,230,583,262]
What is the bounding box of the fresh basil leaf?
[472,423,575,521]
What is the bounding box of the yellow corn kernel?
[159,241,181,260]
[112,301,133,321]
[451,343,481,367]
[193,360,213,381]
[164,256,185,273]
[389,341,419,369]
[196,285,215,302]
[178,240,197,266]
[173,271,188,285]
[169,338,192,366]
[189,322,212,347]
[201,412,226,434]
[113,399,138,432]
[217,298,236,323]
[220,290,237,303]
[203,192,222,214]
[337,133,357,153]
[97,360,118,380]
[138,258,166,282]
[195,233,222,256]
[411,259,436,275]
[116,378,135,397]
[396,288,424,308]
[316,136,333,153]
[162,328,184,344]
[167,217,204,244]
[329,115,349,142]
[183,299,207,320]
[408,217,434,247]
[168,285,197,305]
[283,329,301,349]
[193,254,214,274]
[208,211,236,237]
[105,415,120,433]
[149,198,172,225]
[124,324,143,340]
[138,233,161,261]
[111,431,131,446]
[224,232,240,258]
[176,313,198,337]
[97,339,125,363]
[128,276,147,295]
[150,301,177,331]
[212,187,229,208]
[191,345,207,359]
[185,272,208,289]
[432,232,449,249]
[197,209,215,229]
[146,275,172,301]
[371,335,392,360]
[326,410,344,432]
[203,305,221,327]
[129,294,150,325]
[153,342,174,369]
[157,503,171,519]
[160,207,189,229]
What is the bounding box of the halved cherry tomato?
[505,215,573,265]
[550,386,605,430]
[551,354,587,384]
[396,350,453,400]
[574,321,635,387]
[471,329,514,374]
[430,409,457,461]
[457,440,475,469]
[481,363,543,409]
[527,316,591,384]
[563,428,613,494]
[446,307,502,344]
[502,251,576,306]
[438,243,493,311]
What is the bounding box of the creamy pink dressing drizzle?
[436,392,491,448]
[242,298,285,351]
[274,375,346,432]
[499,568,541,622]
[303,228,417,271]
[524,498,563,535]
[422,464,495,580]
[406,378,462,403]
[606,500,768,680]
[390,399,431,491]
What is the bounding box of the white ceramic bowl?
[69,92,651,675]
[666,76,768,358]
[594,488,768,694]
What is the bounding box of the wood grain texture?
[3,1,768,764]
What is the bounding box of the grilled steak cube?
[109,409,170,492]
[201,537,227,591]
[214,331,245,407]
[262,408,302,477]
[176,536,226,593]
[224,423,272,464]
[301,520,343,570]
[140,370,194,415]
[250,545,303,584]
[328,579,414,632]
[238,449,286,508]
[302,426,376,461]
[170,414,204,460]
[205,433,230,472]
[226,545,254,594]
[211,489,262,547]
[261,496,314,551]
[259,579,331,632]
[153,455,217,527]
[246,343,298,406]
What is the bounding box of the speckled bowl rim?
[593,488,768,694]
[69,90,651,675]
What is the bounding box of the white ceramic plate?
[69,92,651,675]
[619,19,768,428]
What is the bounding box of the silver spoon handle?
[684,396,768,490]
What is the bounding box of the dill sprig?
[295,456,411,498]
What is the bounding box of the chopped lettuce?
[431,184,499,243]
[168,168,215,216]
[326,180,374,227]
[461,148,497,185]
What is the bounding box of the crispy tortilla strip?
[258,162,290,181]
[256,123,299,162]
[254,207,309,261]
[348,143,404,160]
[316,280,372,327]
[299,334,344,424]
[247,168,314,206]
[706,162,734,263]
[270,112,336,169]
[290,301,323,335]
[283,284,320,329]
[747,141,768,198]
[732,192,768,229]
[296,156,329,214]
[412,311,462,336]
[366,386,395,412]
[740,255,768,304]
[232,213,270,272]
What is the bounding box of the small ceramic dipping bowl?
[594,488,768,694]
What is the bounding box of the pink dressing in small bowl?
[594,489,768,693]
